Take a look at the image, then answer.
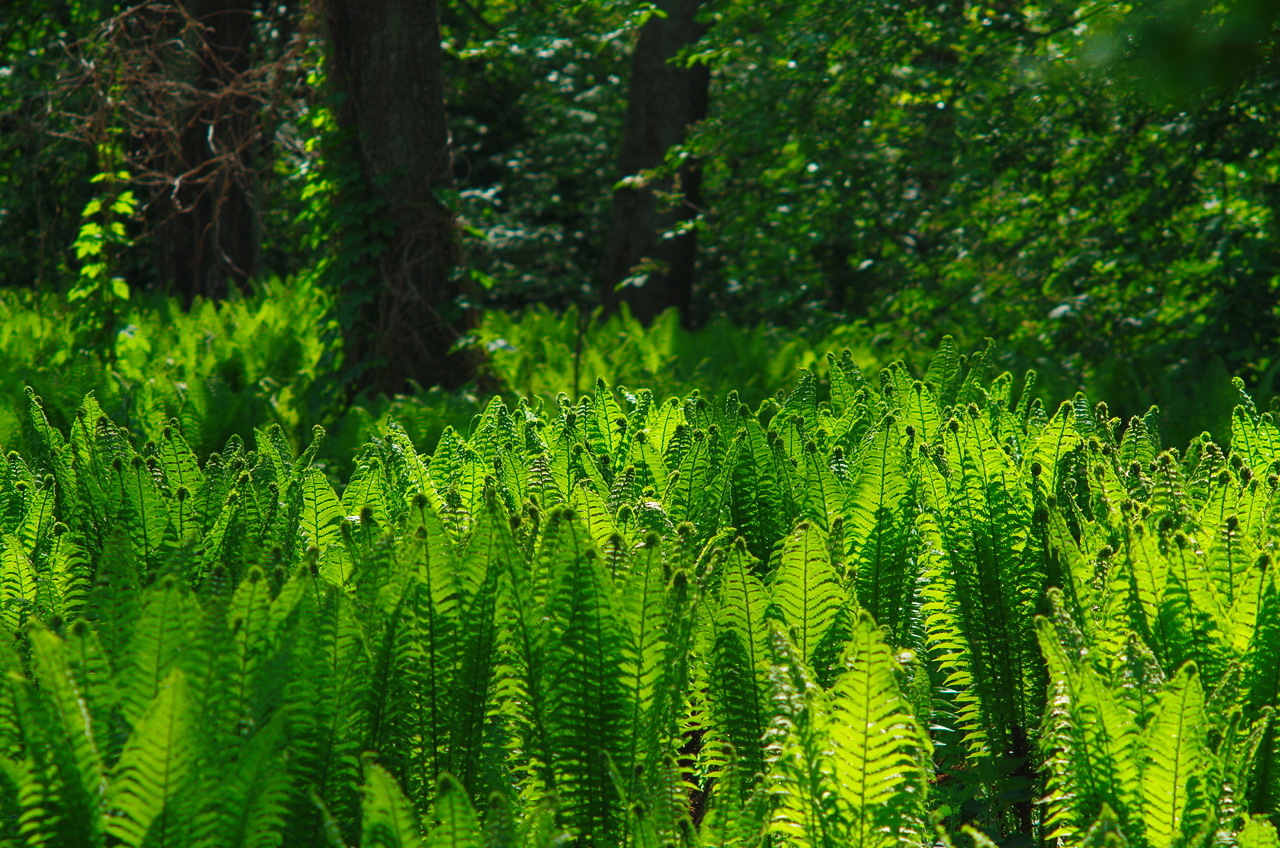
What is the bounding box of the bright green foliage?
[0,339,1277,847]
[0,277,343,462]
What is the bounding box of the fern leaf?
[843,418,916,645]
[764,627,841,848]
[15,480,54,558]
[666,428,719,528]
[371,527,461,801]
[923,335,963,409]
[769,521,843,664]
[930,413,1042,761]
[424,773,482,848]
[644,396,687,458]
[117,575,194,728]
[711,539,772,791]
[27,625,106,809]
[572,483,626,564]
[300,467,343,552]
[1239,815,1280,848]
[1140,664,1209,847]
[1037,616,1144,845]
[447,494,508,792]
[360,756,425,848]
[827,350,869,418]
[190,717,291,848]
[3,629,103,847]
[588,378,627,463]
[0,534,38,633]
[727,421,788,561]
[1245,570,1280,818]
[795,439,841,531]
[106,667,196,848]
[779,370,820,436]
[825,611,930,847]
[293,587,370,841]
[1026,401,1083,492]
[539,508,631,843]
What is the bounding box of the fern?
[1038,611,1144,845]
[538,507,632,843]
[4,351,1280,848]
[360,756,425,848]
[843,416,917,646]
[447,493,509,795]
[709,539,772,794]
[769,521,843,666]
[1140,664,1211,847]
[115,575,194,728]
[824,611,931,847]
[106,667,197,848]
[27,625,106,812]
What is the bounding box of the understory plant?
[0,339,1276,847]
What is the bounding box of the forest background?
[2,0,1279,466]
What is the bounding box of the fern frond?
[794,439,841,531]
[15,479,54,559]
[190,718,292,848]
[710,540,772,792]
[299,467,343,552]
[666,428,723,530]
[105,667,196,848]
[2,632,103,848]
[1244,569,1280,819]
[292,586,370,842]
[843,418,916,645]
[827,350,870,418]
[360,755,425,848]
[1037,616,1144,845]
[27,625,106,809]
[1140,663,1210,847]
[825,611,930,847]
[727,419,789,561]
[448,493,509,793]
[764,626,841,848]
[539,508,631,843]
[0,534,38,633]
[424,773,482,848]
[769,521,843,665]
[923,335,963,410]
[1238,815,1280,848]
[116,575,194,728]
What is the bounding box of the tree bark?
[323,0,475,395]
[153,0,257,302]
[602,0,709,325]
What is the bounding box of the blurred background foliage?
[1,0,1278,459]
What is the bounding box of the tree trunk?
[602,0,709,325]
[153,0,257,302]
[322,0,475,395]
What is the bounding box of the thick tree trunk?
[323,0,474,394]
[602,0,709,325]
[154,0,257,302]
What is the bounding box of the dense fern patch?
[1,341,1278,847]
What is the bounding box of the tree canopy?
[0,0,1277,433]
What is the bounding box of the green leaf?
[539,508,631,842]
[424,773,481,848]
[359,756,424,848]
[770,520,843,664]
[1140,664,1209,847]
[106,667,196,848]
[299,467,343,552]
[826,611,930,846]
